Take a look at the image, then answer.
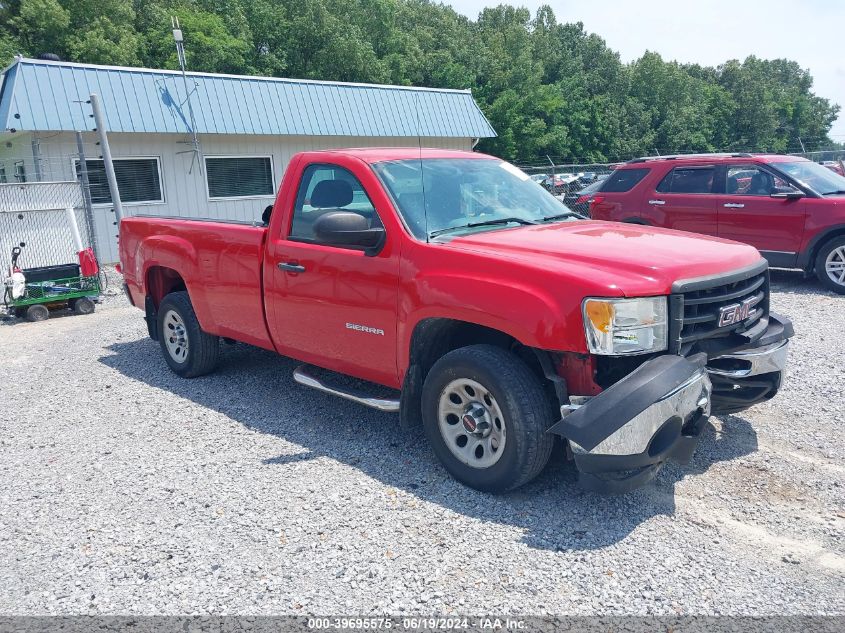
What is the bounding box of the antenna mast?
[172,16,202,174]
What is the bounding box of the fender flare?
[139,236,214,331]
[798,224,845,269]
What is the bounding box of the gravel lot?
[0,268,843,616]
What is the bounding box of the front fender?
[398,269,585,372]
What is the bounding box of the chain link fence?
[790,150,845,176]
[0,136,123,263]
[517,161,619,214]
[0,182,94,282]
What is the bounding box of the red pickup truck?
[120,148,793,493]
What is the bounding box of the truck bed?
[120,216,274,350]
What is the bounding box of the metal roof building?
[0,57,495,138]
[0,57,495,262]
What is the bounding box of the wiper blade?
[823,190,845,195]
[429,217,537,238]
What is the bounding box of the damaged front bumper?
[549,314,792,493]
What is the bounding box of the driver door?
[265,163,400,386]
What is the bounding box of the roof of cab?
[303,147,496,163]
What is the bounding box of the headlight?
[583,297,668,355]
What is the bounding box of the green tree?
[0,0,839,159]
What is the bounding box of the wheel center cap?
[462,403,490,437]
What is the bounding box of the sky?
[447,0,845,145]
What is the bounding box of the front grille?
[669,264,770,353]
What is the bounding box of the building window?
[14,161,26,183]
[76,158,164,204]
[205,156,274,199]
[0,165,6,184]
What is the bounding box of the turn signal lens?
[584,300,614,333]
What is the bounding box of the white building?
[0,57,496,262]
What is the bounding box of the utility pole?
[31,136,43,181]
[89,92,124,223]
[75,131,100,262]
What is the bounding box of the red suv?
[589,153,845,293]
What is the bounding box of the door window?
[655,167,716,194]
[290,164,383,243]
[725,166,790,196]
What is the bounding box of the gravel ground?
[0,268,843,616]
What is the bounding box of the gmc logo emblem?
[718,297,756,328]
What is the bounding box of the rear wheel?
[70,297,95,315]
[815,236,845,294]
[157,291,219,377]
[25,304,49,322]
[421,344,555,493]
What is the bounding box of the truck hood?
[444,220,764,296]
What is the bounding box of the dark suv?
[589,153,845,293]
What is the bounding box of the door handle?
[723,203,745,208]
[648,199,666,205]
[278,261,306,273]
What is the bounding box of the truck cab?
[120,148,793,494]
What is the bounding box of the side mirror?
[313,211,385,254]
[261,205,273,225]
[770,187,804,200]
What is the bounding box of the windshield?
[373,158,580,239]
[777,161,845,195]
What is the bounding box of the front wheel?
[421,345,555,493]
[25,304,49,322]
[815,236,845,294]
[157,291,220,377]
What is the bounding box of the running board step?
[292,365,400,412]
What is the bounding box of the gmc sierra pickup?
[120,148,793,493]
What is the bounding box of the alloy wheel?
[825,245,845,286]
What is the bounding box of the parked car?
[589,153,845,293]
[563,175,609,214]
[530,173,549,184]
[119,148,792,494]
[821,161,845,177]
[543,173,581,194]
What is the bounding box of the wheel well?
[146,266,187,307]
[807,229,845,271]
[407,318,560,401]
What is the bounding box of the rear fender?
[140,236,212,331]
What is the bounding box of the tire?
[815,236,845,294]
[421,344,555,493]
[71,297,95,315]
[25,304,49,322]
[157,291,219,377]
